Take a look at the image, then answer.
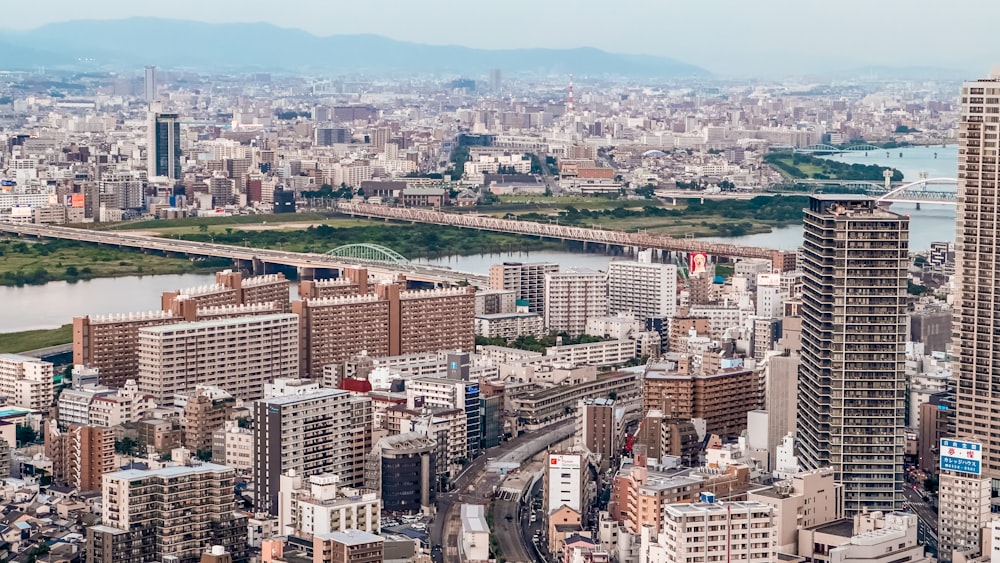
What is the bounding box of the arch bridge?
[325,243,411,265]
[873,177,958,205]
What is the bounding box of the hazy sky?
[3,1,996,75]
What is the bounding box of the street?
[429,419,574,563]
[903,486,938,555]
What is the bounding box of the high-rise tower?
[954,70,1000,477]
[147,107,182,180]
[144,65,157,102]
[567,74,574,113]
[796,195,909,515]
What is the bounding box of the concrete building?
[475,312,545,339]
[0,353,53,410]
[406,376,480,460]
[546,452,587,515]
[607,256,677,320]
[764,352,799,471]
[212,421,253,470]
[366,432,436,514]
[87,463,247,563]
[312,530,383,563]
[489,261,559,313]
[277,471,380,537]
[545,269,609,336]
[748,468,842,555]
[148,109,182,180]
[460,504,491,562]
[45,424,114,492]
[475,289,517,316]
[955,72,1000,479]
[254,389,367,515]
[181,387,235,454]
[797,195,909,514]
[639,501,776,563]
[137,313,300,405]
[642,360,760,439]
[937,438,991,561]
[578,398,620,472]
[797,511,929,563]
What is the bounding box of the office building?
[747,468,841,555]
[148,109,182,180]
[366,432,436,514]
[546,452,587,515]
[796,511,929,563]
[955,72,1000,479]
[489,261,559,313]
[138,314,299,404]
[144,65,157,102]
[45,424,114,492]
[254,388,368,514]
[277,472,380,537]
[406,376,480,459]
[607,256,677,320]
[545,269,609,336]
[796,195,909,514]
[87,463,247,563]
[0,353,53,410]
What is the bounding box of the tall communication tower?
[567,74,575,113]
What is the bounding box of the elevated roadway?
[0,222,488,287]
[333,202,781,260]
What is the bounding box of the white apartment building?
[546,339,637,366]
[0,354,53,410]
[137,313,299,405]
[607,257,677,320]
[277,471,380,537]
[59,378,153,428]
[545,269,609,336]
[640,501,776,563]
[474,312,545,340]
[212,422,253,471]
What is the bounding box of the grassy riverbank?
[0,324,72,354]
[0,238,228,287]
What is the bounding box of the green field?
[0,324,72,354]
[97,212,330,231]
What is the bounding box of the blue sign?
[940,439,982,475]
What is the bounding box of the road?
[429,420,574,563]
[0,222,488,287]
[494,496,533,563]
[903,486,938,555]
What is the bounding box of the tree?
[198,224,209,233]
[115,437,141,456]
[16,424,36,446]
[635,184,657,198]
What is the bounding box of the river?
[2,145,961,334]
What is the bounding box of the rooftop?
[315,529,384,546]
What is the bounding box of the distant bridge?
[331,202,784,260]
[873,177,958,205]
[794,144,882,154]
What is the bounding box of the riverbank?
[0,237,229,287]
[0,324,72,354]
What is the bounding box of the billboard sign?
[940,438,982,475]
[689,252,708,275]
[549,454,580,470]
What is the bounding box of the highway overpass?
[0,222,488,288]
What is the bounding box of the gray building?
[797,195,909,515]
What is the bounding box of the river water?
[1,145,961,333]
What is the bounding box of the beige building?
[87,463,247,563]
[137,313,299,405]
[640,501,776,563]
[0,353,53,410]
[312,530,384,563]
[797,511,929,563]
[212,421,253,470]
[748,468,842,555]
[544,269,609,336]
[489,261,559,313]
[938,467,992,561]
[277,471,380,537]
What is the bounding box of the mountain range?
[0,18,710,78]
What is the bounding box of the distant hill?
[0,18,710,77]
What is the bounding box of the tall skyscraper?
[144,65,157,102]
[954,71,1000,478]
[796,195,909,514]
[148,108,182,180]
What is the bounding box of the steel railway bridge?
[331,202,783,260]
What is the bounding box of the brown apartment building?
[294,284,475,377]
[45,424,114,492]
[298,267,370,299]
[75,271,290,388]
[642,358,760,439]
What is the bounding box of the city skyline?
[0,1,998,76]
